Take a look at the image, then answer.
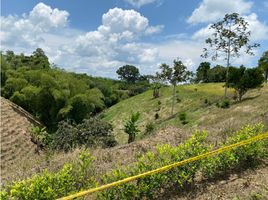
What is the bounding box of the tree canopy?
[116,65,140,83]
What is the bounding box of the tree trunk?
[171,84,176,116]
[265,70,268,83]
[225,36,231,98]
[128,133,135,143]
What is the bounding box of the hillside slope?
[103,83,268,144]
[0,97,42,183]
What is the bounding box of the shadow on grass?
[232,94,261,105]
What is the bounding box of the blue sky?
[1,0,268,78]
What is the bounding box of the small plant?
[124,112,140,143]
[216,99,230,109]
[31,126,52,148]
[179,112,188,125]
[221,99,230,108]
[179,112,186,121]
[154,113,159,120]
[157,100,161,105]
[204,98,211,105]
[145,122,155,135]
[176,97,181,103]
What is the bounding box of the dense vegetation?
[1,124,267,199]
[0,49,150,131]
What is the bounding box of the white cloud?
[123,0,158,8]
[1,3,69,48]
[1,4,165,77]
[70,7,163,76]
[187,0,253,24]
[192,13,268,42]
[244,13,268,41]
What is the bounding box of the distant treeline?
[0,49,150,130]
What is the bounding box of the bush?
[202,124,266,178]
[31,126,52,148]
[98,131,208,199]
[204,98,211,105]
[2,150,97,200]
[179,112,188,125]
[216,99,230,109]
[154,113,159,120]
[52,118,117,151]
[98,124,267,199]
[145,122,155,135]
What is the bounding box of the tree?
[202,13,260,97]
[124,112,140,143]
[208,65,227,82]
[116,65,140,83]
[227,66,264,101]
[158,59,191,115]
[196,62,211,83]
[258,51,268,83]
[149,74,162,98]
[32,48,50,69]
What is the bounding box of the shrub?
[179,112,188,124]
[98,131,209,200]
[52,118,117,151]
[154,113,159,120]
[202,124,267,178]
[124,112,140,143]
[145,122,155,135]
[31,126,52,147]
[98,124,267,199]
[221,99,230,108]
[216,99,230,109]
[2,150,97,200]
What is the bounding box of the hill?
[0,97,42,183]
[103,83,268,144]
[1,83,268,199]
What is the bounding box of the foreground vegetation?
[1,124,267,199]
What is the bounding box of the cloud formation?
[187,0,252,24]
[1,3,69,48]
[123,0,159,8]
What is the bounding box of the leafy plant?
[124,112,140,143]
[2,150,97,200]
[145,122,155,135]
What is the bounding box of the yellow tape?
[57,132,268,200]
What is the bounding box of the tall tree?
[116,65,140,83]
[258,50,268,83]
[196,62,211,83]
[159,59,190,115]
[202,13,260,97]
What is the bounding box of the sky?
[1,0,268,78]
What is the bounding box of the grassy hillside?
[103,83,268,144]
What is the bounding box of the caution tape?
[57,132,268,200]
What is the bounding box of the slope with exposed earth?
[0,97,42,183]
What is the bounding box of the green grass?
[102,83,268,144]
